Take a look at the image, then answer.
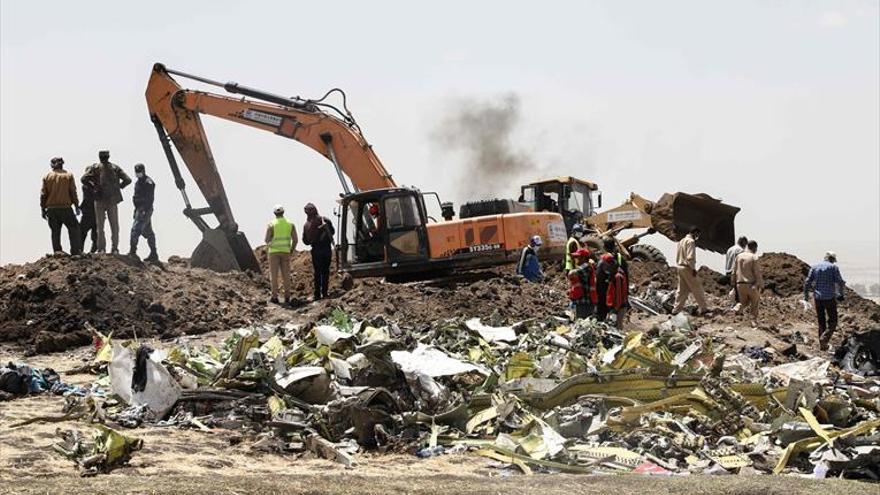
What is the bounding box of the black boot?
[127,244,138,258]
[145,237,158,263]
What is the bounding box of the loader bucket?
[650,193,740,254]
[190,228,261,272]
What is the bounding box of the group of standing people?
[40,151,158,261]
[563,234,630,329]
[723,236,846,350]
[723,236,763,325]
[513,226,634,329]
[264,203,335,305]
[516,223,848,350]
[669,229,762,323]
[673,229,847,351]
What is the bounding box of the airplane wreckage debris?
[4,314,880,479]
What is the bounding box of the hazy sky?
[2,1,878,284]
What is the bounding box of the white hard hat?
[273,204,285,215]
[530,235,543,247]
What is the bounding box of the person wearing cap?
[563,224,584,272]
[804,251,847,350]
[40,157,82,255]
[732,240,763,327]
[81,150,131,254]
[265,205,298,305]
[302,203,336,301]
[568,248,596,319]
[516,235,544,283]
[128,164,158,262]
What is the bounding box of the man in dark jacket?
[79,179,98,253]
[81,150,131,253]
[128,163,158,262]
[40,157,82,255]
[302,203,335,300]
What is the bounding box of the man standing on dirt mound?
[804,251,847,351]
[79,178,98,253]
[672,227,710,315]
[302,203,335,301]
[128,164,158,262]
[82,150,131,254]
[265,205,298,305]
[40,157,82,255]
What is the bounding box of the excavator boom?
[145,63,396,271]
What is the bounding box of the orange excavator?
[145,64,567,277]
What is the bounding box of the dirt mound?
[2,248,877,355]
[759,252,811,297]
[0,254,268,353]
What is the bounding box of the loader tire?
[629,244,667,264]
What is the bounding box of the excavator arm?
[145,63,396,271]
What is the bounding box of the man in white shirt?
[725,236,748,305]
[725,237,747,278]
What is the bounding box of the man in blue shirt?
[803,251,846,350]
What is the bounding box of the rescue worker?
[40,157,82,255]
[803,251,847,351]
[732,240,763,326]
[567,248,596,320]
[79,178,98,253]
[128,164,158,262]
[564,224,584,271]
[671,227,709,315]
[516,235,544,283]
[302,203,335,301]
[264,205,298,305]
[596,237,629,328]
[82,150,131,254]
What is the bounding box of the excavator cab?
[520,177,601,233]
[338,188,430,277]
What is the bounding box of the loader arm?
[145,63,397,271]
[587,192,739,254]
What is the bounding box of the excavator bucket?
[190,228,261,273]
[650,193,740,254]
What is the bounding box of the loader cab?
[520,177,600,233]
[338,188,430,275]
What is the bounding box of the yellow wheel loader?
[514,177,740,262]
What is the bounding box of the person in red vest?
[597,237,630,329]
[567,248,597,320]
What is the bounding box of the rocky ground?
[2,249,876,356]
[1,248,879,493]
